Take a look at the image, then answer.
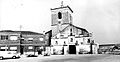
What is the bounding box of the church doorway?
[69,45,76,54]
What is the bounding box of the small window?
[28,46,33,49]
[1,35,8,40]
[39,38,44,41]
[70,38,73,42]
[10,36,18,40]
[64,41,66,45]
[70,29,72,36]
[28,38,33,41]
[10,47,17,51]
[70,28,72,32]
[58,12,62,19]
[55,41,58,45]
[58,21,61,24]
[81,42,83,44]
[0,47,8,51]
[87,39,90,43]
[20,38,24,41]
[70,33,72,36]
[76,41,79,45]
[1,47,8,49]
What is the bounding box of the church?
[50,3,98,55]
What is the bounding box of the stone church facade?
[50,5,98,55]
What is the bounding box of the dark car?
[27,54,38,57]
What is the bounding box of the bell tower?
[51,1,73,37]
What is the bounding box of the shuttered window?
[0,35,8,40]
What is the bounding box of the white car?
[0,51,20,59]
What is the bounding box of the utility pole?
[19,25,23,55]
[90,32,94,54]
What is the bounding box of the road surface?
[0,54,120,62]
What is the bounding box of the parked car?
[0,51,20,59]
[26,54,38,57]
[79,49,89,54]
[25,52,38,57]
[109,49,120,55]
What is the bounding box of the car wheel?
[12,56,16,59]
[0,57,3,60]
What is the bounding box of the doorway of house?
[20,46,24,54]
[69,45,76,54]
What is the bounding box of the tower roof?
[51,5,73,13]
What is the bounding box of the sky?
[0,0,120,44]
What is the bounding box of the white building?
[50,3,98,55]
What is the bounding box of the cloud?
[75,0,120,44]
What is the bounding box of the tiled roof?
[70,24,89,33]
[52,24,89,37]
[60,24,89,33]
[0,30,43,35]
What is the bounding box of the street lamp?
[90,32,93,54]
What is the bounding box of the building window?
[87,39,90,43]
[70,28,72,32]
[64,41,66,45]
[28,46,33,49]
[20,38,24,41]
[58,12,62,19]
[70,28,72,36]
[70,38,73,42]
[10,47,17,51]
[75,41,79,45]
[1,35,8,40]
[28,38,33,41]
[39,38,44,41]
[55,41,58,45]
[0,47,8,51]
[81,42,83,44]
[10,36,18,40]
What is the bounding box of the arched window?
[58,12,62,19]
[70,28,72,36]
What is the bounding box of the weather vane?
[61,1,64,7]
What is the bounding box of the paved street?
[0,54,120,62]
